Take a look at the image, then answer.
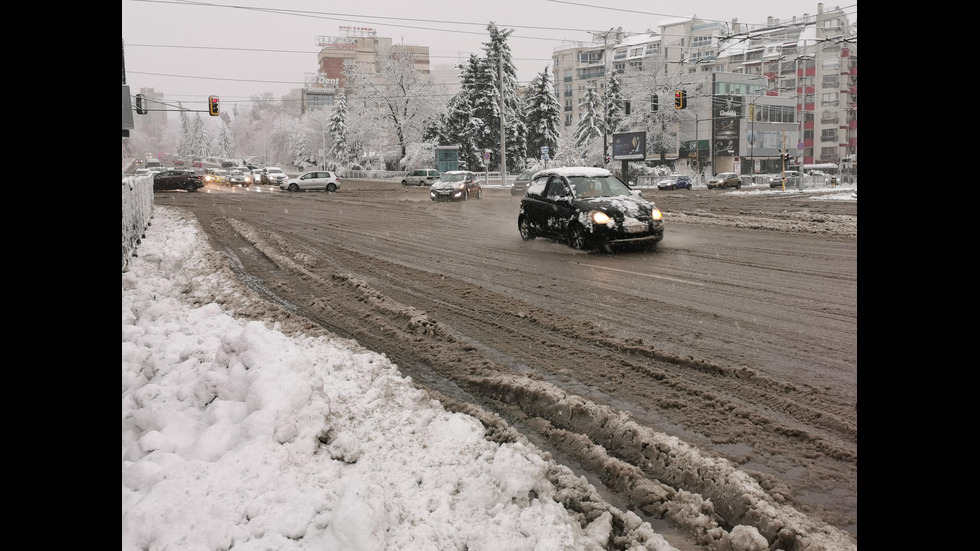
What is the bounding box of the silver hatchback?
[281,170,340,192]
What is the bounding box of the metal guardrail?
[122,175,154,272]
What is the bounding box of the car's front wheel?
[401,180,408,186]
[518,216,535,241]
[569,224,589,250]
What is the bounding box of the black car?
[430,171,482,201]
[153,169,204,192]
[517,167,664,252]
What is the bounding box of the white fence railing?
[122,175,154,272]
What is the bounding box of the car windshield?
[267,168,284,174]
[441,173,469,182]
[567,175,632,198]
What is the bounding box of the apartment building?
[302,26,431,114]
[551,3,856,173]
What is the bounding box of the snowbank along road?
[153,180,857,551]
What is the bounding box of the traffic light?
[209,96,220,117]
[135,93,147,115]
[604,155,611,164]
[652,94,658,112]
[674,90,686,109]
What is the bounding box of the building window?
[822,75,839,88]
[645,43,660,55]
[820,146,837,159]
[564,99,572,112]
[821,128,838,142]
[565,114,572,126]
[821,111,840,125]
[821,92,839,106]
[821,58,840,72]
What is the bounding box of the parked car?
[204,169,229,185]
[227,169,253,186]
[402,169,440,186]
[153,169,204,192]
[511,170,535,196]
[706,172,741,189]
[173,159,185,166]
[430,171,482,201]
[517,167,664,252]
[262,167,288,185]
[656,174,693,190]
[769,170,800,188]
[192,158,203,168]
[281,170,340,192]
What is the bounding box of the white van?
[145,158,162,169]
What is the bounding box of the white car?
[281,170,340,192]
[262,167,288,185]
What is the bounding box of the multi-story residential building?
[551,3,856,175]
[304,26,430,114]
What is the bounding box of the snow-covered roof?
[532,167,612,179]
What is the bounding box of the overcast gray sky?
[122,0,857,113]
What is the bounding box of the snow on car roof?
[532,167,612,178]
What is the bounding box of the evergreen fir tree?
[177,104,190,158]
[482,23,527,173]
[523,68,562,162]
[605,73,625,136]
[573,86,604,150]
[328,92,349,164]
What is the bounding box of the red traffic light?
[208,96,220,117]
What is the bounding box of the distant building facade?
[551,3,856,172]
[301,26,431,114]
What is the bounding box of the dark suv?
[153,169,204,192]
[402,169,440,186]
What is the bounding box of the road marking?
[575,262,704,286]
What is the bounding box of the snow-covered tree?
[342,51,439,169]
[177,104,191,158]
[191,114,213,159]
[217,122,233,159]
[328,92,350,164]
[553,125,588,167]
[437,55,485,171]
[617,60,695,164]
[523,67,562,162]
[482,23,527,173]
[573,86,604,151]
[605,72,626,136]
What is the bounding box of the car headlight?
[651,208,663,221]
[590,211,611,225]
